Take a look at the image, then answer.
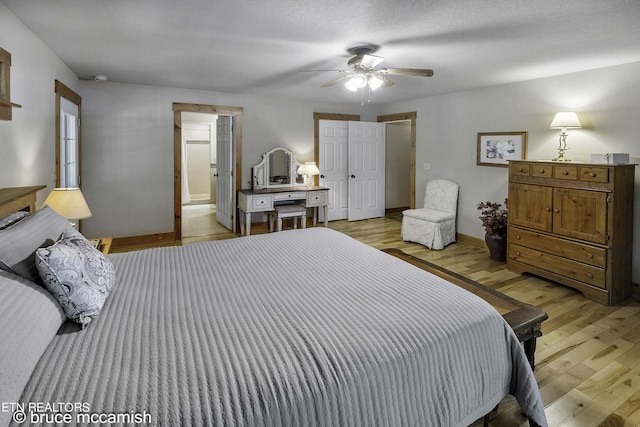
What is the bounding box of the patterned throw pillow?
[35,230,116,327]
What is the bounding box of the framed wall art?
[477,131,527,167]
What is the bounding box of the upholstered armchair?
[401,179,459,250]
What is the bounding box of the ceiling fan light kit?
[345,74,367,91]
[312,46,434,103]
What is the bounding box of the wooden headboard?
[0,185,46,218]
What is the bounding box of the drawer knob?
[539,169,546,174]
[587,253,593,258]
[590,172,596,177]
[519,168,525,172]
[545,207,551,212]
[562,171,569,175]
[554,208,560,214]
[516,251,521,256]
[516,234,521,240]
[586,273,594,278]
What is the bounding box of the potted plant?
[477,199,508,261]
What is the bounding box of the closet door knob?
[320,174,325,178]
[350,174,356,178]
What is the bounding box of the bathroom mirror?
[252,147,305,189]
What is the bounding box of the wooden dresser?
[507,160,636,305]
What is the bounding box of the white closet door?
[319,120,349,221]
[319,120,385,222]
[348,121,386,221]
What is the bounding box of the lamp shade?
[42,188,92,220]
[550,112,582,129]
[298,162,320,176]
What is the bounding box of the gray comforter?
[16,227,547,426]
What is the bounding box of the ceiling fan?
[314,47,434,93]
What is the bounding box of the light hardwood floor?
[156,216,640,426]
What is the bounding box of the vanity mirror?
[252,147,305,189]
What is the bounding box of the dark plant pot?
[485,233,507,262]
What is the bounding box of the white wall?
[0,3,78,198]
[78,80,379,238]
[381,61,640,283]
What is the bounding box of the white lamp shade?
[42,188,92,220]
[345,75,367,92]
[368,74,384,91]
[298,162,320,176]
[550,112,582,129]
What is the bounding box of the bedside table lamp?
[297,162,320,189]
[550,112,582,162]
[42,188,92,228]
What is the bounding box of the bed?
[0,186,547,426]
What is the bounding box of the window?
[55,80,82,187]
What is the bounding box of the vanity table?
[238,147,329,236]
[238,187,329,236]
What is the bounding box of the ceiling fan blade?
[348,54,384,69]
[381,68,434,77]
[320,74,351,87]
[360,54,384,69]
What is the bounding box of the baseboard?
[456,233,487,249]
[385,206,408,214]
[112,232,178,252]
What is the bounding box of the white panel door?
[348,121,386,221]
[318,120,349,221]
[216,116,233,230]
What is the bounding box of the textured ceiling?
[3,0,640,105]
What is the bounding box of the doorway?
[172,103,244,241]
[181,112,221,238]
[313,111,416,222]
[377,112,416,210]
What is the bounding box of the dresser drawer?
[531,164,552,177]
[509,226,606,267]
[554,165,578,180]
[580,167,609,183]
[510,163,531,177]
[509,243,605,288]
[274,192,304,202]
[306,190,327,206]
[251,194,273,211]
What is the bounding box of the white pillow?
[35,230,116,327]
[0,206,71,284]
[0,270,66,427]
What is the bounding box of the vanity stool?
[269,204,307,232]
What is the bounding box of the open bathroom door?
[216,116,233,230]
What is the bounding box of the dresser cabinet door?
[509,183,553,232]
[552,188,608,244]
